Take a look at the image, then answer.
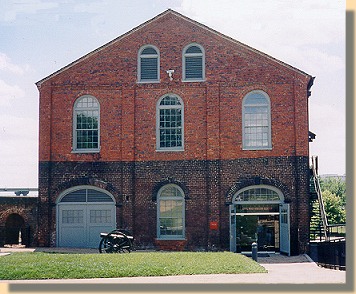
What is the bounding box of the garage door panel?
[88,225,114,248]
[59,226,86,248]
[87,205,115,248]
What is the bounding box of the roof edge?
[36,9,174,87]
[167,10,312,78]
[36,8,312,87]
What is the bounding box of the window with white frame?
[138,45,159,82]
[183,43,205,81]
[242,91,271,149]
[157,94,184,151]
[157,184,185,239]
[73,95,100,152]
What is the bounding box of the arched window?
[73,95,100,152]
[157,184,185,239]
[138,45,159,82]
[182,43,205,81]
[233,185,283,204]
[156,94,184,151]
[242,91,271,149]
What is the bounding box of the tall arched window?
[156,94,184,151]
[157,184,185,239]
[138,45,159,82]
[182,43,205,81]
[242,91,271,150]
[73,95,100,152]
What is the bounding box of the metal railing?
[310,156,328,240]
[310,238,346,270]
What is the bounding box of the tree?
[319,177,346,224]
[320,177,346,203]
[321,190,346,224]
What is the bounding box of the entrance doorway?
[229,185,290,255]
[236,214,279,252]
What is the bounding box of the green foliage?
[0,252,266,280]
[322,190,346,224]
[319,177,346,224]
[320,177,346,202]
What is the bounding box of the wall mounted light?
[166,69,174,81]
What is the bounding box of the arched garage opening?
[56,186,116,248]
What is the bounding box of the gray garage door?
[57,188,116,248]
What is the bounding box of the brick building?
[36,9,314,255]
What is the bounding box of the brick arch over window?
[53,177,123,206]
[225,177,291,204]
[151,178,189,202]
[0,207,33,225]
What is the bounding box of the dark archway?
[5,214,25,245]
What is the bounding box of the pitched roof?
[36,9,311,87]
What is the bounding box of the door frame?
[229,185,290,254]
[279,203,290,256]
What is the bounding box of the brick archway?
[5,213,25,245]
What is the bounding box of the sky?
[0,0,345,188]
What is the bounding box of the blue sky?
[0,0,345,187]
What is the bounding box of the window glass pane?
[158,96,183,149]
[158,186,184,238]
[237,188,280,202]
[244,93,268,105]
[74,96,99,150]
[62,210,83,224]
[159,199,183,236]
[160,96,181,105]
[90,210,111,223]
[243,93,270,148]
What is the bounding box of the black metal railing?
[310,238,346,270]
[310,156,328,240]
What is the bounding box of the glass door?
[235,214,279,252]
[236,215,258,252]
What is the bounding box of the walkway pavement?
[0,247,348,288]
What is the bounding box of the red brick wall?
[38,12,311,164]
[37,11,312,254]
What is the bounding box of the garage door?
[57,187,116,248]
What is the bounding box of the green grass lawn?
[0,251,266,280]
